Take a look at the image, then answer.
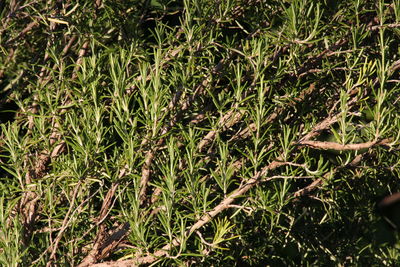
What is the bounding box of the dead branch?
[78,169,128,266]
[47,181,83,266]
[78,223,131,267]
[95,182,120,225]
[368,22,400,31]
[297,139,391,151]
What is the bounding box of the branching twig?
[78,169,129,266]
[137,24,266,206]
[77,222,130,267]
[46,180,82,266]
[17,36,88,248]
[293,153,364,198]
[138,55,231,206]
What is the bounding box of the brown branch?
[138,56,230,206]
[88,259,136,267]
[0,0,20,35]
[95,182,120,225]
[137,25,265,206]
[293,138,393,198]
[138,149,155,206]
[130,89,373,263]
[94,160,287,266]
[85,86,383,265]
[31,185,104,265]
[368,22,400,31]
[138,142,391,264]
[47,181,83,266]
[293,153,364,198]
[289,39,348,79]
[17,36,87,247]
[19,150,50,243]
[78,169,128,266]
[18,138,66,244]
[149,157,245,216]
[231,83,317,142]
[198,107,245,151]
[39,35,78,83]
[0,48,15,79]
[297,85,364,144]
[72,40,90,80]
[5,20,39,45]
[78,223,130,267]
[82,10,397,265]
[297,139,387,151]
[293,177,325,198]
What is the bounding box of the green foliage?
[0,0,399,265]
